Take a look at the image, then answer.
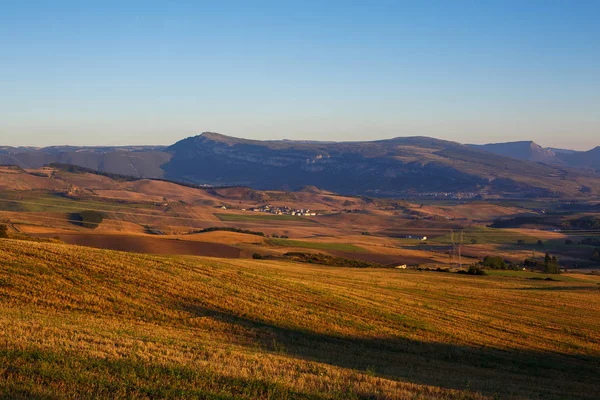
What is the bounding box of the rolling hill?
[1,238,599,399]
[2,132,600,198]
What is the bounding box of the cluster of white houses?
[249,205,317,216]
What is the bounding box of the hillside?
[558,146,600,171]
[1,239,600,399]
[469,141,562,164]
[2,132,600,198]
[470,141,600,173]
[163,133,600,197]
[0,146,171,178]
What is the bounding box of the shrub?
[0,224,8,238]
[592,249,600,262]
[467,265,487,275]
[481,256,507,270]
[252,253,263,260]
[517,239,525,245]
[565,239,574,245]
[281,252,383,268]
[581,238,600,246]
[544,253,560,274]
[70,211,104,229]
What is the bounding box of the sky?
[1,1,599,149]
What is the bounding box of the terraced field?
[1,239,599,399]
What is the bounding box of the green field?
[1,239,599,399]
[270,238,367,252]
[0,191,157,214]
[484,269,583,281]
[431,227,540,245]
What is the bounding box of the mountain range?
[469,141,600,170]
[2,133,599,198]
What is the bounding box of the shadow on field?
[0,348,328,400]
[512,285,600,291]
[182,303,600,400]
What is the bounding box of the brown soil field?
[92,189,163,202]
[506,228,567,239]
[180,231,267,245]
[37,233,242,258]
[12,224,77,234]
[94,219,146,234]
[55,171,125,190]
[416,203,524,221]
[0,172,67,191]
[123,180,219,203]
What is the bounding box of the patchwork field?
[1,166,600,270]
[1,239,599,399]
[39,233,242,258]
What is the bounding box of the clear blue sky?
[1,0,599,149]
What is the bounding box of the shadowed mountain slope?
[162,133,599,197]
[2,133,600,197]
[469,141,562,164]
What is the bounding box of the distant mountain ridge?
[2,132,600,198]
[468,140,600,171]
[468,141,562,164]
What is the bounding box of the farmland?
[1,166,600,398]
[269,238,367,253]
[1,239,599,399]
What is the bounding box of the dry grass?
[1,239,599,399]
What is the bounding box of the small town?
[248,205,317,216]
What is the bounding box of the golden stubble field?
[1,239,599,399]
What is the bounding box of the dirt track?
[39,234,241,258]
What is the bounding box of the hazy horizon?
[2,130,598,152]
[2,1,599,150]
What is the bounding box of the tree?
[70,211,104,229]
[0,224,8,238]
[467,265,487,275]
[544,252,560,274]
[482,256,507,270]
[537,240,544,248]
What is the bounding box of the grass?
[484,269,583,281]
[269,238,367,253]
[1,239,600,399]
[0,190,158,213]
[431,227,540,245]
[216,213,312,222]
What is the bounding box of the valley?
[1,161,599,399]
